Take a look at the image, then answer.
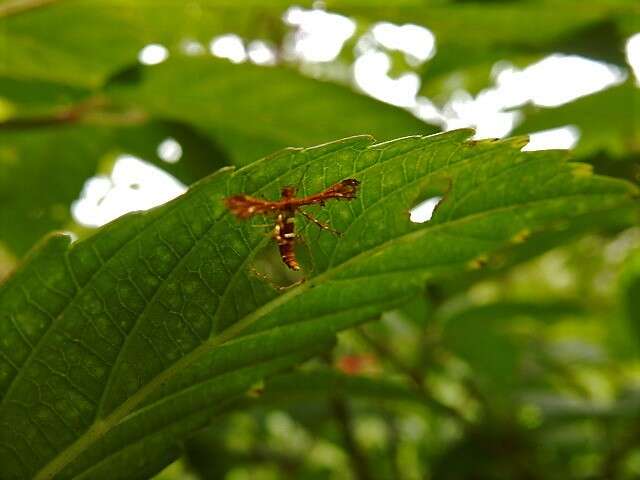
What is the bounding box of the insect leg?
[299,209,342,236]
[248,266,305,291]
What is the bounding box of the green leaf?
[107,57,435,165]
[0,121,228,257]
[0,130,636,479]
[0,0,288,87]
[514,83,640,159]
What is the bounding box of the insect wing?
[225,195,273,219]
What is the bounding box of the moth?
[225,178,360,270]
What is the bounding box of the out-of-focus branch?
[330,397,373,480]
[0,0,65,18]
[357,327,469,423]
[599,421,640,479]
[0,97,148,130]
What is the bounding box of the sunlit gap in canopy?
[209,34,278,66]
[283,6,356,62]
[210,34,247,64]
[157,137,183,163]
[354,21,435,109]
[440,54,626,141]
[247,40,277,66]
[494,55,625,108]
[354,51,421,108]
[180,38,206,56]
[522,126,581,151]
[138,43,169,65]
[626,32,640,85]
[371,22,436,65]
[72,155,187,228]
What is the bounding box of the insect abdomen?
[275,213,300,271]
[278,243,300,271]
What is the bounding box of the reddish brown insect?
[225,178,360,270]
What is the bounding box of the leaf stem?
[0,0,65,18]
[357,327,468,423]
[0,97,148,130]
[330,397,373,480]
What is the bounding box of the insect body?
[225,179,360,270]
[275,211,299,270]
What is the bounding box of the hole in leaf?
[410,196,442,223]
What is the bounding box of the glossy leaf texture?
[0,129,637,479]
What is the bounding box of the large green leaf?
[107,57,435,165]
[0,130,636,479]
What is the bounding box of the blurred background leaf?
[107,57,434,165]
